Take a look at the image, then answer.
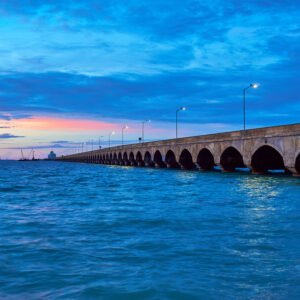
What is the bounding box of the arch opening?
[123,152,129,165]
[113,153,117,164]
[251,145,285,174]
[118,152,123,165]
[197,148,215,170]
[220,147,244,172]
[136,151,144,166]
[144,151,154,167]
[165,150,179,168]
[179,149,195,170]
[129,152,137,166]
[154,151,165,168]
[295,154,300,174]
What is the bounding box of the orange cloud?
[13,116,116,131]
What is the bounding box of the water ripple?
[0,161,299,299]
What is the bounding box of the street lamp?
[142,120,150,142]
[243,83,258,133]
[176,107,186,139]
[108,131,115,148]
[122,125,128,146]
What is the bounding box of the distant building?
[48,151,56,160]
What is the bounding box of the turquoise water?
[1,161,299,299]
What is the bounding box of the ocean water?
[0,160,299,299]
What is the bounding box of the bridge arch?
[252,143,283,158]
[129,152,134,160]
[165,150,179,168]
[154,150,165,167]
[144,151,153,167]
[220,146,244,171]
[117,152,122,165]
[129,152,136,166]
[197,148,215,170]
[251,145,285,173]
[179,149,195,170]
[136,151,144,166]
[113,153,117,163]
[123,152,129,165]
[295,153,300,174]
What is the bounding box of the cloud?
[0,133,25,139]
[0,69,299,128]
[51,140,72,144]
[0,0,299,76]
[0,0,298,130]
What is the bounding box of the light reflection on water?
[0,161,299,299]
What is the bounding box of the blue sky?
[0,0,299,158]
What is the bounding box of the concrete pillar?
[286,167,300,177]
[145,161,154,167]
[215,163,228,172]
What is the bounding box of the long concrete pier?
[58,123,300,176]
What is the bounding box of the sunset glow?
[13,117,116,131]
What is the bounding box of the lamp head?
[111,131,115,135]
[181,107,186,111]
[250,83,258,88]
[147,120,151,123]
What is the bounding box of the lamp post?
[122,126,129,146]
[142,120,150,142]
[243,84,258,134]
[98,136,103,149]
[108,131,115,148]
[176,107,186,139]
